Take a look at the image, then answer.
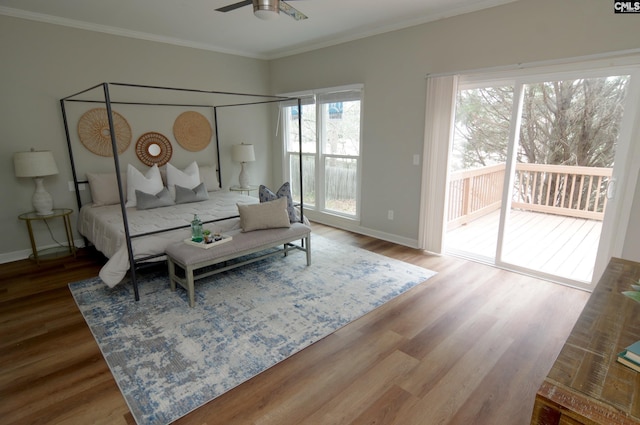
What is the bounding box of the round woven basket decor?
[135,132,173,166]
[173,111,212,152]
[77,108,132,157]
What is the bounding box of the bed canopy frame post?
[60,99,83,221]
[213,107,222,190]
[102,83,140,301]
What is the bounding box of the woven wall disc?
[173,111,212,152]
[135,132,173,166]
[77,108,132,157]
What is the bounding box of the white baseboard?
[304,211,419,249]
[0,218,420,265]
[0,248,33,264]
[0,238,86,264]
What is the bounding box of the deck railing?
[447,163,613,228]
[447,164,505,229]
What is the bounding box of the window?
[281,85,363,219]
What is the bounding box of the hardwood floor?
[0,223,590,425]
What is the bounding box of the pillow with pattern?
[258,182,298,223]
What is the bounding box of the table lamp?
[14,149,59,216]
[231,143,255,189]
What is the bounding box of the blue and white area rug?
[69,235,436,425]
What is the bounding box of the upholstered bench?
[165,222,311,307]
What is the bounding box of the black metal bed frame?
[60,82,303,301]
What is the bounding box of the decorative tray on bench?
[183,235,233,249]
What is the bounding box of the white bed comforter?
[78,191,258,287]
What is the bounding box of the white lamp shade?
[232,144,256,163]
[14,151,59,178]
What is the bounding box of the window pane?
[283,86,362,220]
[321,100,360,156]
[324,157,357,215]
[287,104,317,153]
[452,86,513,171]
[289,154,315,207]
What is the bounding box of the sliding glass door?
[446,69,635,288]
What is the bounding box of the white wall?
[269,0,640,250]
[0,15,273,262]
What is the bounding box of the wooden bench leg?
[168,257,177,291]
[168,256,195,307]
[186,265,196,308]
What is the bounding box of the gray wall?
[624,169,640,263]
[269,0,640,254]
[2,0,640,262]
[0,15,273,262]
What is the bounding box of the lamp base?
[238,162,250,189]
[33,177,54,216]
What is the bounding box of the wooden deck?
[445,209,602,284]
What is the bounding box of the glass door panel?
[446,74,630,287]
[499,76,629,283]
[446,84,514,262]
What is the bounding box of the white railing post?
[448,163,612,226]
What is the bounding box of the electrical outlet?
[388,210,394,220]
[413,154,420,166]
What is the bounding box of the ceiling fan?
[216,0,308,21]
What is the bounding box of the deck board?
[446,209,602,284]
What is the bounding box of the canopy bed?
[60,82,304,301]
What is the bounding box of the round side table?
[18,208,76,264]
[229,185,259,196]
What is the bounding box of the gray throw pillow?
[237,197,291,232]
[175,182,209,204]
[135,187,175,210]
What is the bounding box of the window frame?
[280,84,364,221]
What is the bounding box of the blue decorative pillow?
[175,182,209,204]
[135,187,175,210]
[259,182,297,223]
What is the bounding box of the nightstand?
[229,185,259,196]
[18,208,76,264]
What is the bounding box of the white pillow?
[198,165,220,191]
[86,172,127,206]
[125,164,164,208]
[167,162,200,199]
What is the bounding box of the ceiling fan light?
[254,9,279,20]
[253,0,279,20]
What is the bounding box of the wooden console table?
[531,258,640,425]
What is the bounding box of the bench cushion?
[165,222,311,266]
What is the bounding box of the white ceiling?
[0,0,517,59]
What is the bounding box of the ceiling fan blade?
[279,1,308,20]
[215,0,252,13]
